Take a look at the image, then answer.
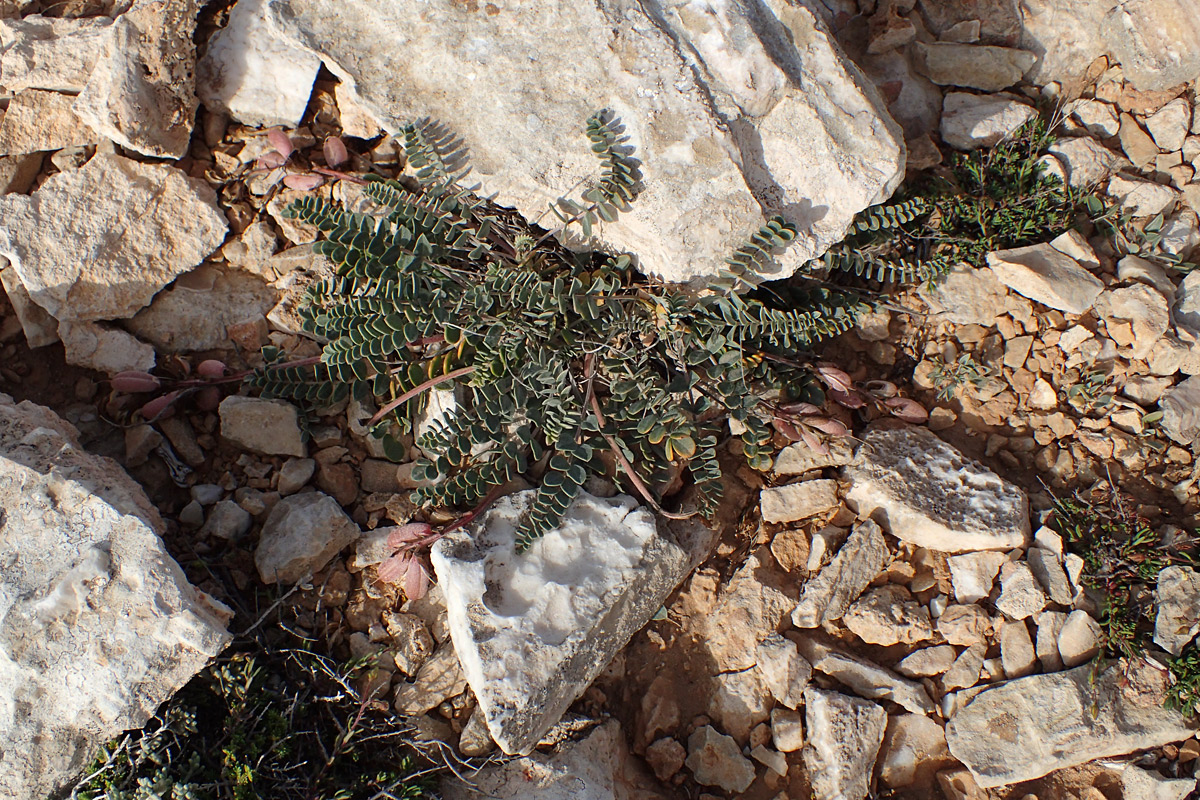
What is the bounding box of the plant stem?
[368,366,476,427]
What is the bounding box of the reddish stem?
[368,366,476,427]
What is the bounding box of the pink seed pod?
[323,136,349,167]
[283,172,324,191]
[111,371,161,393]
[140,390,180,421]
[257,150,287,170]
[196,359,226,379]
[195,386,222,411]
[267,127,294,159]
[884,397,929,423]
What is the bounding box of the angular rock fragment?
[701,547,797,672]
[998,619,1036,679]
[0,395,231,800]
[1155,566,1200,656]
[1123,765,1196,800]
[709,668,772,742]
[947,660,1198,787]
[771,707,804,752]
[265,0,903,283]
[995,562,1048,620]
[1057,609,1101,668]
[0,153,227,323]
[773,436,855,475]
[255,491,360,583]
[878,713,952,789]
[1048,136,1129,188]
[947,551,1008,605]
[843,584,933,646]
[796,635,935,715]
[844,426,1030,552]
[940,91,1035,150]
[219,396,306,457]
[685,726,755,795]
[1159,376,1200,446]
[0,14,113,94]
[197,0,321,128]
[0,88,97,155]
[1035,610,1067,671]
[913,42,1037,91]
[937,604,992,646]
[755,633,812,710]
[803,687,887,800]
[0,258,57,347]
[942,643,986,691]
[987,241,1105,315]
[1026,546,1074,606]
[896,645,957,678]
[791,519,887,628]
[59,320,155,375]
[431,490,713,755]
[1094,286,1168,363]
[760,478,839,524]
[393,641,466,715]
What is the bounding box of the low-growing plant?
[1063,368,1115,414]
[929,353,995,401]
[1083,196,1199,275]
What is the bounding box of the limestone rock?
[1101,0,1200,92]
[844,426,1030,553]
[0,14,113,94]
[1146,99,1192,152]
[938,604,992,648]
[1035,610,1067,671]
[803,687,887,800]
[0,88,97,155]
[1047,136,1129,188]
[791,519,887,628]
[999,619,1037,679]
[1120,114,1162,169]
[1058,609,1101,667]
[0,395,230,799]
[773,436,855,475]
[700,547,797,672]
[1026,546,1074,606]
[1123,766,1197,800]
[255,491,360,584]
[755,633,812,710]
[913,42,1036,91]
[219,396,306,457]
[393,640,467,715]
[940,92,1036,150]
[796,635,936,715]
[58,320,155,375]
[1155,566,1200,656]
[72,0,200,159]
[431,490,713,755]
[896,645,957,678]
[439,720,661,800]
[843,584,934,646]
[942,642,986,691]
[878,713,952,789]
[0,153,227,323]
[946,660,1198,788]
[986,242,1104,315]
[265,0,903,284]
[125,264,279,353]
[1069,99,1121,139]
[685,726,755,795]
[995,562,1048,620]
[1176,271,1200,336]
[771,707,805,752]
[759,478,839,524]
[919,263,1012,325]
[197,0,321,128]
[644,737,685,783]
[0,259,56,347]
[1108,175,1179,218]
[1159,376,1200,445]
[709,668,772,742]
[947,551,1008,604]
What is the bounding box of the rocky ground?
[3,0,1200,799]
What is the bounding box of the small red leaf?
[815,364,855,394]
[798,426,829,455]
[386,523,432,550]
[267,127,294,159]
[196,359,226,379]
[779,401,823,417]
[403,558,431,602]
[283,172,324,191]
[885,397,929,423]
[323,136,349,167]
[111,371,161,393]
[772,417,803,442]
[377,552,409,584]
[806,417,850,437]
[140,390,180,421]
[828,387,866,409]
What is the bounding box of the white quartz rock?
[0,395,231,800]
[431,490,713,755]
[197,0,321,128]
[264,0,904,285]
[844,426,1030,553]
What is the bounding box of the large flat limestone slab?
[0,394,231,799]
[431,490,713,755]
[844,426,1030,552]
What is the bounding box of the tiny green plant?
[1063,368,1114,414]
[929,353,994,401]
[240,110,928,552]
[1082,196,1198,275]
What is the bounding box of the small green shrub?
[249,111,927,549]
[929,353,995,401]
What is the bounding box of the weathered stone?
[999,619,1037,678]
[995,562,1048,620]
[844,426,1030,553]
[0,14,113,94]
[942,642,986,691]
[219,396,306,457]
[384,610,434,677]
[709,668,772,742]
[1120,114,1162,168]
[913,42,1036,91]
[0,152,43,195]
[760,478,839,524]
[1035,610,1067,671]
[773,437,855,475]
[197,0,321,128]
[1102,0,1200,92]
[987,242,1104,315]
[0,153,226,323]
[1069,98,1121,139]
[0,395,231,800]
[791,519,887,628]
[796,635,936,715]
[1146,99,1192,152]
[878,713,952,789]
[770,528,809,572]
[896,645,957,678]
[685,726,755,795]
[1123,766,1196,800]
[644,737,685,783]
[1159,375,1200,445]
[1058,609,1101,667]
[265,0,903,284]
[255,491,360,584]
[431,490,712,755]
[771,707,804,752]
[1047,136,1129,188]
[940,92,1036,150]
[843,584,933,646]
[937,604,992,646]
[1026,546,1075,606]
[1108,174,1179,218]
[1176,270,1200,336]
[0,89,97,155]
[276,457,315,495]
[702,548,797,671]
[392,640,466,715]
[946,660,1198,788]
[440,720,662,800]
[755,633,812,709]
[1155,566,1200,656]
[919,263,1012,325]
[126,265,279,353]
[803,687,887,800]
[72,0,200,159]
[198,499,251,540]
[58,320,155,375]
[947,551,1008,604]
